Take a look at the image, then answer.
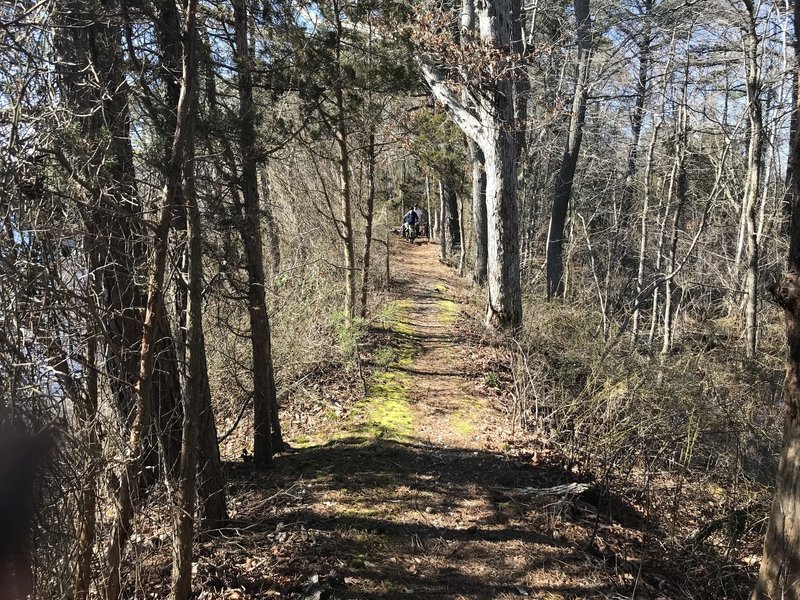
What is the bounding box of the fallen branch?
[491,482,593,498]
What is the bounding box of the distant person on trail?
[403,206,419,241]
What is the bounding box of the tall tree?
[420,0,522,330]
[170,4,200,597]
[232,0,280,467]
[741,0,764,358]
[752,4,800,596]
[545,0,592,300]
[460,0,488,285]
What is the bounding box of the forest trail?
[208,238,632,599]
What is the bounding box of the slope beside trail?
[201,238,643,599]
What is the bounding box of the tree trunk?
[428,175,439,240]
[233,0,277,467]
[384,204,391,286]
[439,181,447,262]
[482,120,521,328]
[752,4,800,591]
[619,0,652,223]
[458,185,467,276]
[105,1,197,591]
[73,282,99,600]
[420,0,522,331]
[461,0,487,285]
[469,140,488,285]
[442,181,460,253]
[334,1,357,319]
[742,2,763,359]
[511,0,528,159]
[171,24,200,594]
[632,123,659,340]
[546,0,591,300]
[660,51,690,355]
[260,165,282,278]
[196,334,227,529]
[359,132,376,317]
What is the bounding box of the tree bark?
[752,3,800,594]
[546,0,591,300]
[359,132,376,317]
[171,15,200,592]
[458,184,467,276]
[232,0,278,467]
[442,181,460,253]
[105,0,197,589]
[333,0,357,319]
[632,123,659,339]
[619,0,653,224]
[742,1,763,359]
[439,181,447,261]
[260,165,282,278]
[420,0,522,331]
[196,334,227,529]
[469,140,488,285]
[461,0,487,285]
[73,269,100,600]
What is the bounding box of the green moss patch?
[436,299,459,324]
[451,410,475,435]
[350,371,414,440]
[374,299,414,335]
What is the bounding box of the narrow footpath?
[202,239,639,599]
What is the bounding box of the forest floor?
[173,237,754,599]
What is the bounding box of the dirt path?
[206,240,629,599]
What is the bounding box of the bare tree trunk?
[384,204,391,285]
[458,187,466,276]
[751,6,800,590]
[260,165,282,278]
[619,0,653,223]
[461,0,487,284]
[546,0,591,300]
[660,161,684,355]
[171,28,200,594]
[632,123,659,339]
[469,140,488,284]
[105,0,197,591]
[73,275,99,600]
[439,180,447,262]
[649,181,670,347]
[195,338,227,529]
[784,69,798,229]
[233,0,278,467]
[428,175,439,240]
[442,182,460,253]
[359,132,376,317]
[482,122,521,328]
[660,50,690,355]
[742,1,763,359]
[511,0,528,159]
[333,1,357,319]
[420,0,522,331]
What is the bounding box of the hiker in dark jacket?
[402,206,419,240]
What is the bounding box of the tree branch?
[417,57,484,143]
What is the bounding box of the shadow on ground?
[209,438,641,599]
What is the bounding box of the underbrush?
[498,298,786,597]
[205,258,389,458]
